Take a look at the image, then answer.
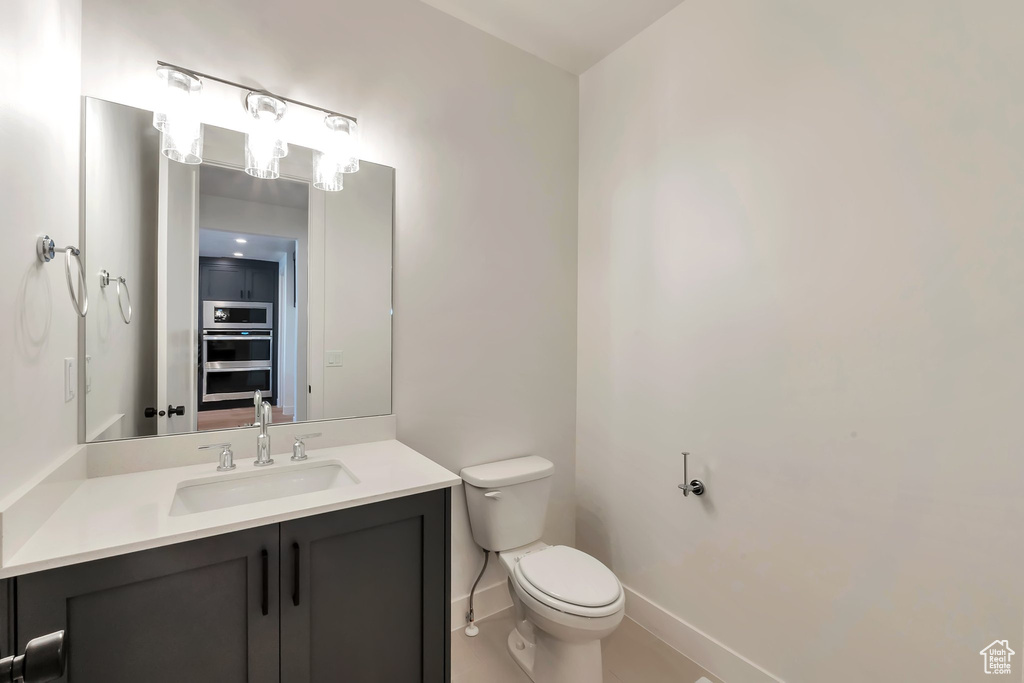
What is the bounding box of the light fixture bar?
[155,61,358,124]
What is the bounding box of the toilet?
[461,456,625,683]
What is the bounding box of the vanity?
[2,88,459,681]
[0,437,459,682]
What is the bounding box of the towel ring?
[37,235,88,318]
[99,269,132,324]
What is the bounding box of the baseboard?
[450,580,513,631]
[623,586,784,683]
[446,578,783,682]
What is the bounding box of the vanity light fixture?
[312,115,359,192]
[153,66,204,165]
[152,61,363,187]
[244,92,288,180]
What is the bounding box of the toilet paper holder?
[678,452,705,497]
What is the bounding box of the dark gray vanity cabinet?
[1,579,11,662]
[15,525,280,683]
[8,490,451,683]
[280,491,450,683]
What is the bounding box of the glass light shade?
[153,66,202,133]
[160,122,203,165]
[312,149,345,191]
[244,93,288,179]
[340,117,359,174]
[311,115,359,191]
[245,133,281,179]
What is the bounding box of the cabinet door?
[246,265,278,303]
[281,490,450,683]
[1,578,11,659]
[201,261,248,301]
[17,526,280,683]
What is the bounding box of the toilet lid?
[517,546,621,608]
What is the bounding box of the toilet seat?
[512,545,623,618]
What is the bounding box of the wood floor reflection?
[197,406,293,431]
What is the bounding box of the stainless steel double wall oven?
[201,301,274,403]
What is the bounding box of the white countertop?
[0,439,460,579]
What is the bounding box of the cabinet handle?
[261,549,269,616]
[248,289,252,299]
[292,542,301,606]
[240,289,244,299]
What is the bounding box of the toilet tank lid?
[460,456,554,487]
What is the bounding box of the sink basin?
[170,460,359,516]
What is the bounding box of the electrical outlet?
[64,358,76,402]
[326,351,343,367]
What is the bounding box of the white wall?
[80,0,578,600]
[277,249,298,417]
[199,196,309,241]
[577,2,1024,682]
[0,0,82,503]
[83,99,158,441]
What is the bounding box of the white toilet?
[461,456,625,683]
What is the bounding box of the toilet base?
[506,626,605,683]
[507,628,536,680]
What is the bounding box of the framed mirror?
[81,97,393,442]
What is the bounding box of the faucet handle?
[261,400,272,426]
[292,433,322,461]
[199,443,235,472]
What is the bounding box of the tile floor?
[452,609,723,683]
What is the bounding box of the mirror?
[82,98,393,442]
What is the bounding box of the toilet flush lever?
[678,452,705,497]
[484,491,503,500]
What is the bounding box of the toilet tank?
[460,456,554,552]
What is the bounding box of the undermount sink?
[170,460,359,516]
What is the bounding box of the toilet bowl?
[461,457,625,683]
[500,542,624,683]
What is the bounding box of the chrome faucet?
[252,390,263,428]
[255,401,273,466]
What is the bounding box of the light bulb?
[244,93,288,180]
[312,115,359,191]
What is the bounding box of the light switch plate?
[64,358,76,402]
[326,351,343,367]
